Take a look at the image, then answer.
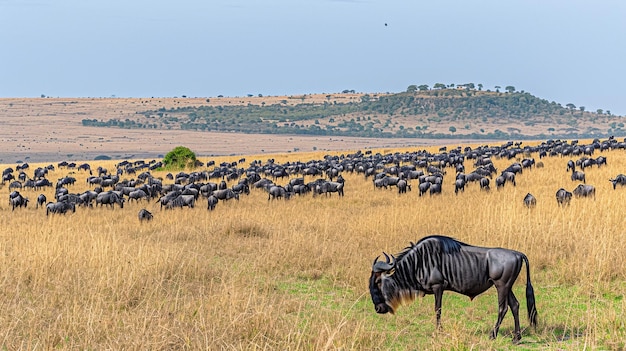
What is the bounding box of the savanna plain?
[0,142,625,350]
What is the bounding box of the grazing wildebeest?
[523,193,537,207]
[207,195,219,210]
[369,235,537,343]
[495,176,506,188]
[397,179,410,194]
[95,191,125,209]
[46,201,76,216]
[609,174,626,189]
[267,185,292,200]
[138,208,153,221]
[128,189,149,202]
[165,194,196,209]
[573,184,596,199]
[454,178,465,194]
[555,188,573,206]
[36,194,47,208]
[566,160,575,172]
[429,183,442,196]
[315,181,344,197]
[212,189,240,201]
[418,182,430,196]
[571,170,585,183]
[479,177,490,191]
[10,192,29,210]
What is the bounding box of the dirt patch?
[0,96,490,163]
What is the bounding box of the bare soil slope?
[0,96,489,163]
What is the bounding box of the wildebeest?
[571,170,585,183]
[212,189,239,201]
[479,177,490,191]
[267,185,292,200]
[454,178,465,194]
[95,191,125,209]
[164,194,196,209]
[555,188,573,206]
[207,195,219,210]
[46,201,76,216]
[418,182,430,196]
[10,192,29,210]
[609,174,626,189]
[369,235,537,342]
[573,184,596,199]
[36,194,47,208]
[138,208,153,221]
[429,183,442,196]
[523,193,537,207]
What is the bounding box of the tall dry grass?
[0,144,625,349]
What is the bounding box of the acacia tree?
[163,146,197,170]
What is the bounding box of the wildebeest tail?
[523,254,538,328]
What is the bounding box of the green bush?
[163,146,197,170]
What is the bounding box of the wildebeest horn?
[373,252,395,272]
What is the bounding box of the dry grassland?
[0,143,625,349]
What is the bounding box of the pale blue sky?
[1,0,625,115]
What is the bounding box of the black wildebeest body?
[10,192,29,210]
[207,195,219,210]
[36,194,47,208]
[609,174,626,189]
[571,170,586,183]
[556,188,573,206]
[96,191,125,209]
[369,235,537,342]
[212,189,239,201]
[138,208,153,221]
[418,182,430,196]
[573,184,596,199]
[46,201,76,215]
[165,194,196,209]
[523,193,537,207]
[479,177,490,191]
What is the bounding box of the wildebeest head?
[369,253,396,314]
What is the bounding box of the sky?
[1,0,625,115]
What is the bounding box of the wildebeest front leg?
[433,285,444,329]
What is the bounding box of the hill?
[81,89,624,140]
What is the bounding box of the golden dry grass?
[0,142,625,349]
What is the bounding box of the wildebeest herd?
[3,136,626,342]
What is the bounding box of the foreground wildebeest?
[609,174,626,189]
[523,193,537,207]
[573,184,596,199]
[46,201,76,216]
[138,208,153,221]
[369,235,537,343]
[555,188,573,206]
[212,188,239,201]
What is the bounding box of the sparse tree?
[477,83,483,91]
[449,126,457,133]
[406,85,418,93]
[579,106,585,112]
[418,84,429,91]
[566,103,576,110]
[495,86,501,92]
[433,83,446,90]
[505,86,515,93]
[596,109,603,115]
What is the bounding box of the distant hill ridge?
[81,89,625,140]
